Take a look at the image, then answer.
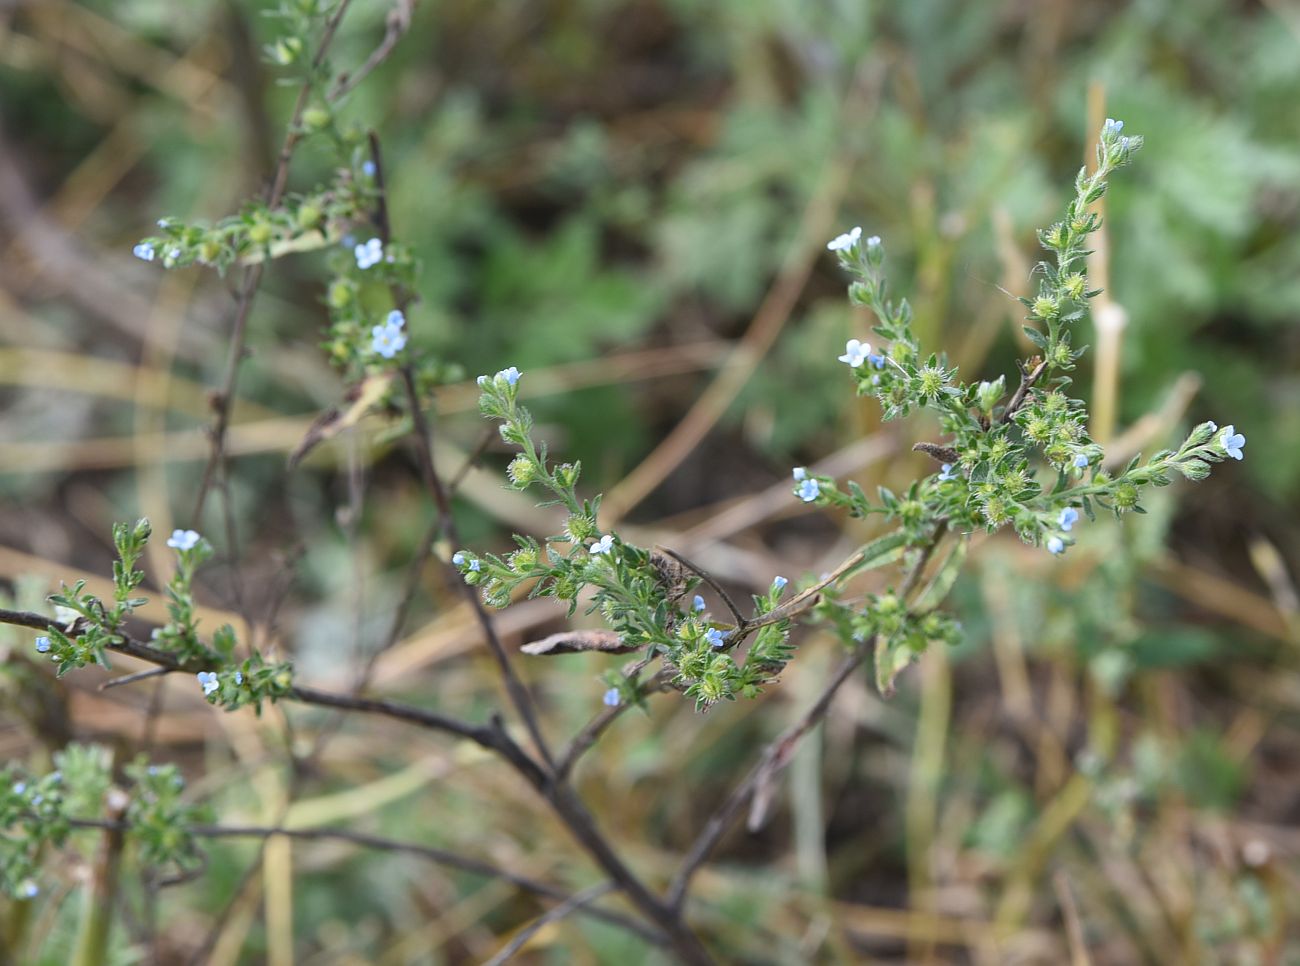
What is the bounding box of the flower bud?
[507,455,537,487]
[1025,415,1052,443]
[864,234,884,267]
[509,548,538,572]
[302,106,331,132]
[555,463,581,489]
[327,280,353,309]
[981,497,1011,526]
[553,573,579,600]
[297,203,321,230]
[273,36,303,66]
[565,515,596,544]
[1032,296,1058,320]
[1113,482,1139,510]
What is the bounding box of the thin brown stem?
[665,522,948,912]
[192,0,358,522]
[66,818,657,945]
[398,365,557,774]
[657,547,746,628]
[484,882,616,965]
[666,643,872,911]
[555,667,673,781]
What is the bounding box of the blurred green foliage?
[2,0,1297,961]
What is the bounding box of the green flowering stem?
[735,529,909,639]
[192,0,361,522]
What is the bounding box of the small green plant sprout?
[33,521,292,713]
[458,120,1245,699]
[0,744,210,901]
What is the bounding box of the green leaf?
[912,536,968,612]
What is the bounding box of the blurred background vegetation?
[1,0,1298,962]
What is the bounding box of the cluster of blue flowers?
[354,236,384,270]
[370,309,407,359]
[477,366,522,389]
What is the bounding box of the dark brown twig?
[657,546,746,628]
[65,818,656,945]
[398,365,557,774]
[484,882,616,965]
[328,0,417,102]
[555,667,673,781]
[100,666,171,691]
[1000,358,1048,425]
[665,523,948,912]
[665,644,872,912]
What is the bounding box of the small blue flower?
[476,375,489,387]
[792,467,806,481]
[354,237,383,269]
[693,594,705,612]
[13,782,26,794]
[589,534,615,556]
[1102,118,1124,137]
[1059,507,1079,531]
[452,551,467,566]
[938,463,955,482]
[34,636,50,653]
[234,671,243,686]
[167,529,201,551]
[797,478,820,503]
[602,687,621,707]
[196,671,219,696]
[468,558,481,572]
[1074,454,1090,469]
[1221,425,1245,461]
[868,353,886,369]
[827,226,862,252]
[386,309,405,329]
[18,881,37,899]
[370,321,407,358]
[133,242,155,262]
[704,628,726,649]
[772,575,788,592]
[362,160,376,177]
[496,366,522,386]
[838,338,872,368]
[1046,537,1065,556]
